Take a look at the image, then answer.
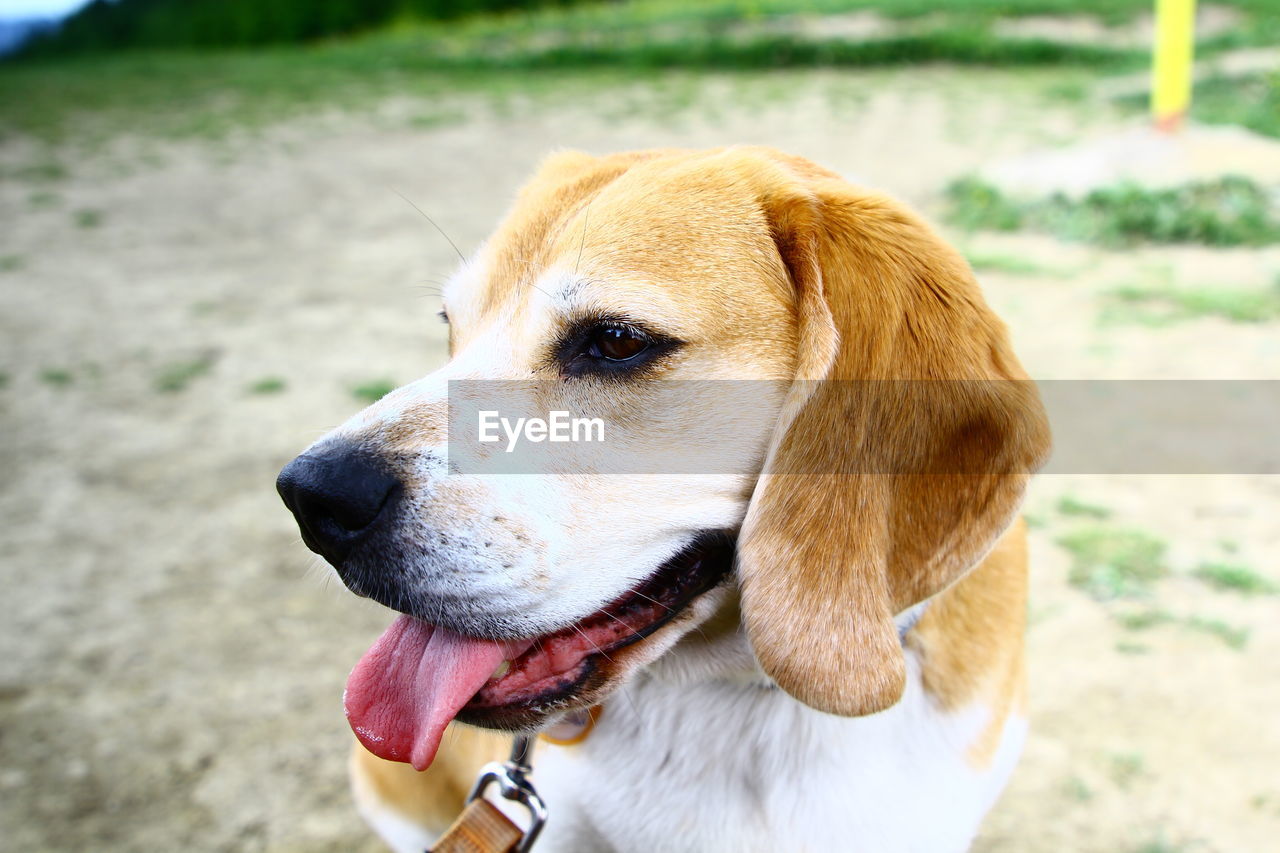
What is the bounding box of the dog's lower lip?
[458,532,735,720]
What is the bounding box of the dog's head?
[277,147,1049,770]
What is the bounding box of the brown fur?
[351,723,513,830]
[908,518,1031,767]
[733,152,1050,717]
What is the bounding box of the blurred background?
[1,1,1278,851]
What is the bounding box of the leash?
[428,736,547,853]
[427,705,600,853]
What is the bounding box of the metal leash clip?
[466,735,548,852]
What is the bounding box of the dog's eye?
[554,318,679,378]
[437,309,449,325]
[587,325,650,362]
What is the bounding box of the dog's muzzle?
[276,442,401,567]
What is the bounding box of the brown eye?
[588,325,650,361]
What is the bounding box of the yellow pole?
[1151,0,1197,132]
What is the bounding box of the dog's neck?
[643,584,930,695]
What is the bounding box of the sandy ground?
[2,68,1278,852]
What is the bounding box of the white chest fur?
[530,651,1025,853]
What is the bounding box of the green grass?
[1114,607,1174,631]
[4,160,67,181]
[1109,751,1144,789]
[0,2,1158,145]
[1117,70,1280,140]
[965,250,1052,275]
[1185,615,1250,649]
[1058,527,1167,600]
[28,191,62,208]
[1104,279,1280,325]
[1056,495,1111,519]
[1115,606,1251,650]
[352,379,397,404]
[0,254,23,272]
[1062,775,1093,801]
[74,208,104,228]
[0,370,9,389]
[6,0,1279,145]
[1192,71,1280,139]
[39,367,74,387]
[1193,562,1278,595]
[248,376,288,395]
[154,353,217,392]
[947,176,1280,247]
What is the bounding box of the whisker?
[600,610,648,645]
[570,623,614,663]
[574,202,592,276]
[392,189,466,262]
[628,589,676,615]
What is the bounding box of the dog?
[277,147,1050,853]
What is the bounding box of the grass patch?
[1114,607,1174,631]
[28,190,62,208]
[1113,606,1251,650]
[352,379,397,404]
[1062,775,1093,801]
[965,250,1052,275]
[1193,561,1278,595]
[0,370,10,389]
[39,367,74,387]
[946,175,1280,247]
[1131,836,1191,853]
[7,0,1279,144]
[7,160,67,181]
[1185,615,1250,649]
[1108,751,1144,789]
[1118,71,1280,140]
[1192,71,1280,139]
[247,376,288,395]
[946,178,1024,232]
[0,5,1143,144]
[0,254,24,272]
[1056,495,1111,519]
[74,209,104,228]
[1105,279,1280,325]
[154,353,217,392]
[1058,527,1167,600]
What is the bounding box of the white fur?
[359,622,1024,853]
[529,639,1023,853]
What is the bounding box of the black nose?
[276,444,400,565]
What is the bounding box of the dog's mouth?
[343,533,733,771]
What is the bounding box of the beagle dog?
[277,147,1050,853]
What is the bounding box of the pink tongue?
[344,615,526,771]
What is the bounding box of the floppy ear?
[738,169,1050,717]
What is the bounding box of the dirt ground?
[2,68,1278,852]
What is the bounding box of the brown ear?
[738,166,1050,717]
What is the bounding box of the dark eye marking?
[437,309,450,325]
[552,317,682,378]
